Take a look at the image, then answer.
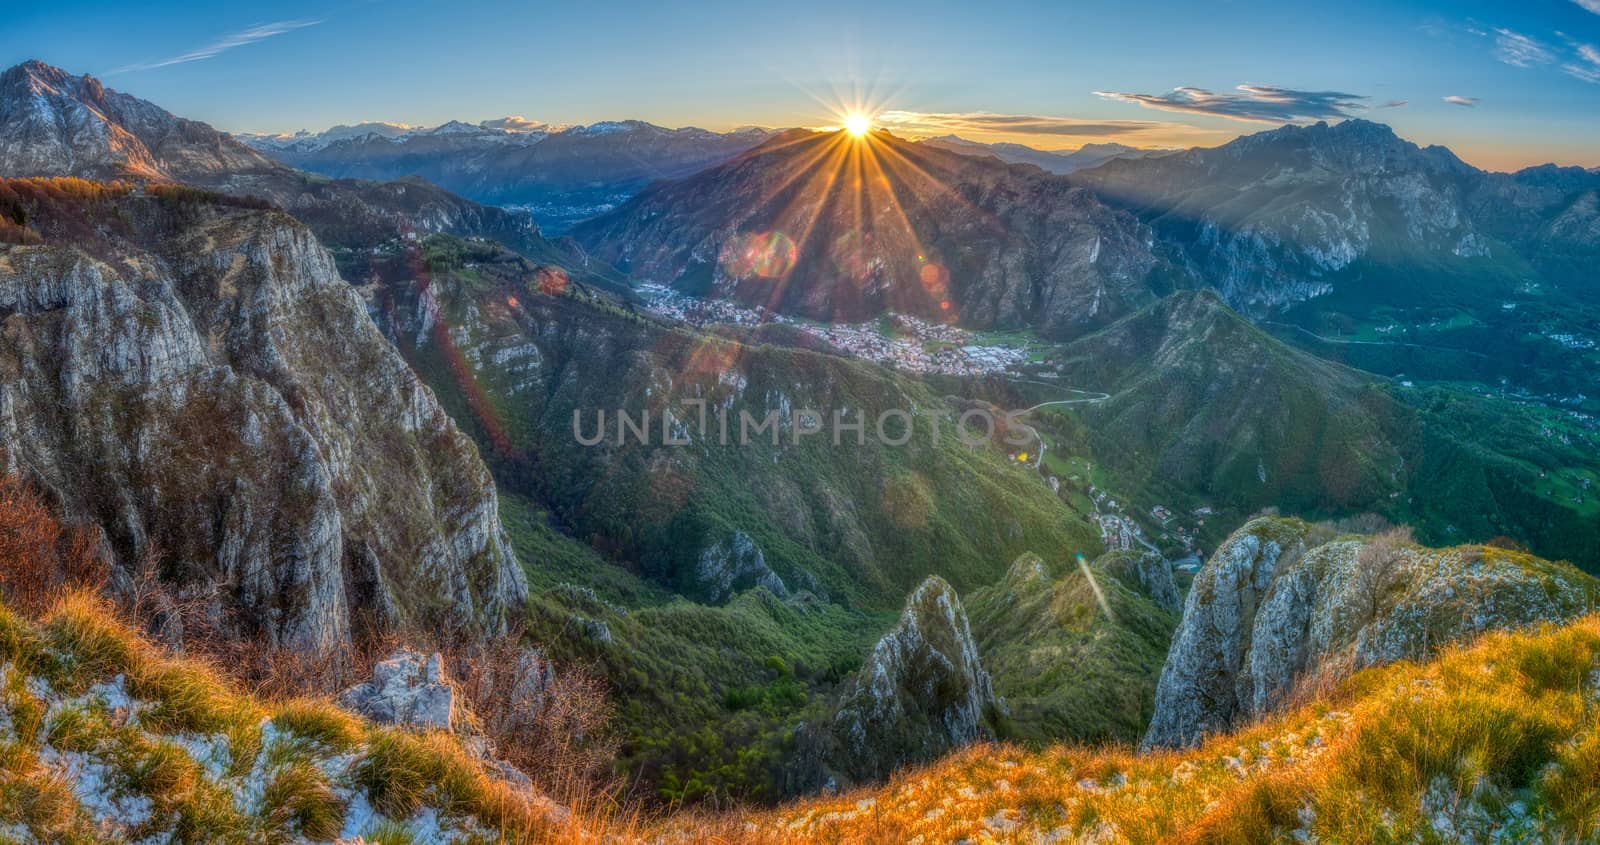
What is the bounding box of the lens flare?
[719,231,798,279]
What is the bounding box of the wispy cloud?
[875,110,1169,138]
[1380,100,1409,108]
[1493,29,1555,67]
[479,116,560,134]
[109,20,321,74]
[1574,0,1600,16]
[1443,95,1480,107]
[1563,42,1600,83]
[1094,84,1367,123]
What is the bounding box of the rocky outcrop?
[0,181,525,648]
[339,650,460,731]
[1097,550,1182,613]
[694,531,788,603]
[803,576,1000,789]
[1143,517,1600,749]
[337,648,551,792]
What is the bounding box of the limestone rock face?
[0,185,525,648]
[1143,517,1600,749]
[694,531,788,604]
[1099,550,1183,613]
[339,650,459,731]
[805,576,1000,788]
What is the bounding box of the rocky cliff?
[1143,516,1600,749]
[803,576,1000,789]
[0,179,525,648]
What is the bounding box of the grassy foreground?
[0,593,602,844]
[658,615,1600,843]
[3,590,1600,842]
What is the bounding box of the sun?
[843,113,872,137]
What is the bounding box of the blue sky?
[5,0,1599,169]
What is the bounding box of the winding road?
[1003,381,1111,470]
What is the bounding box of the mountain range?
[576,115,1600,402]
[920,135,1169,174]
[0,60,588,285]
[241,118,774,231]
[1071,119,1600,396]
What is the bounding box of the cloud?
[1493,29,1555,67]
[874,110,1169,137]
[1443,95,1480,107]
[1574,0,1600,15]
[1094,84,1367,123]
[110,20,321,74]
[479,116,558,134]
[1563,42,1600,83]
[1380,100,1409,108]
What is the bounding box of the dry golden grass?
[643,616,1600,844]
[0,589,649,844]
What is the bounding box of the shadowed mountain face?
[242,120,775,232]
[570,129,1164,338]
[1073,119,1600,298]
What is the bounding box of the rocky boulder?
[338,650,459,731]
[337,649,546,792]
[1143,517,1600,749]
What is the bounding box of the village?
[637,283,1032,376]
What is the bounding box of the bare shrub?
[452,635,618,804]
[0,476,109,614]
[1330,512,1397,536]
[195,624,619,805]
[1484,535,1531,553]
[1350,525,1415,625]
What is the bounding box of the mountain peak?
[3,59,87,98]
[0,60,278,181]
[5,58,69,82]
